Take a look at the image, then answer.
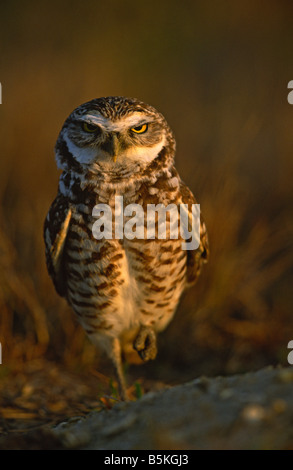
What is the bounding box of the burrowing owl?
[44,96,209,399]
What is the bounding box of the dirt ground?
[0,361,292,450]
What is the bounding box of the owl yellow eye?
[131,123,148,134]
[82,122,99,133]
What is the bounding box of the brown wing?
[178,181,209,285]
[44,192,72,297]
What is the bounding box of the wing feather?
[44,193,72,297]
[178,181,209,285]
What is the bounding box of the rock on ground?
[1,366,293,449]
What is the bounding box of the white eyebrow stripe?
[81,112,150,132]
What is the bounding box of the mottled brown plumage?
[44,96,208,399]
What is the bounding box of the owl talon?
[134,326,157,362]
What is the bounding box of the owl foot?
[133,326,157,362]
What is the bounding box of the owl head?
[55,96,176,174]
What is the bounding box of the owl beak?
[109,133,120,163]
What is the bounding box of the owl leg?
[133,326,157,361]
[110,337,128,401]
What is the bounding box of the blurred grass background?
[0,0,293,384]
